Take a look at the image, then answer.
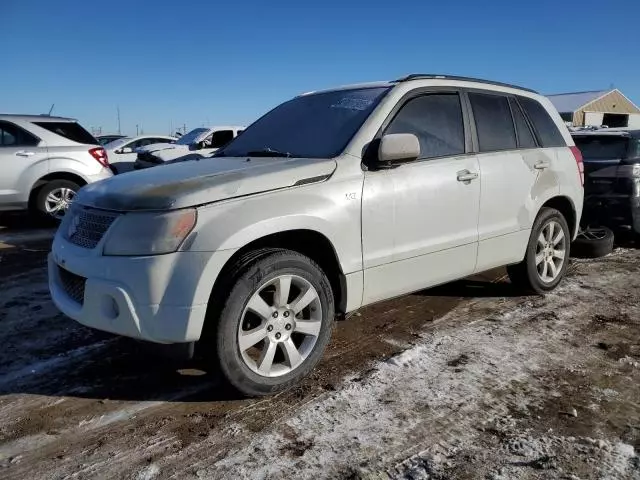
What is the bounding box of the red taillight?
[570,145,584,186]
[89,147,109,167]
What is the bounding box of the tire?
[571,227,614,258]
[33,179,80,222]
[210,249,334,397]
[507,207,571,294]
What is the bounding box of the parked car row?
[132,125,244,170]
[48,74,586,397]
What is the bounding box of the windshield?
[218,86,390,158]
[574,135,629,160]
[104,137,132,150]
[175,128,209,145]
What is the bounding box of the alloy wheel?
[44,187,75,219]
[238,274,322,377]
[535,220,566,283]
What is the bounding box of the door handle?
[456,170,479,182]
[15,151,35,157]
[534,161,550,170]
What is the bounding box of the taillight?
[570,146,584,186]
[89,147,109,167]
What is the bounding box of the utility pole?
[136,124,139,136]
[117,106,121,134]
[183,123,187,135]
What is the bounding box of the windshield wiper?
[246,147,292,158]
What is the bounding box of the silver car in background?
[0,114,113,221]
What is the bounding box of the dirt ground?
[0,230,639,479]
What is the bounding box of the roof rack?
[395,74,538,94]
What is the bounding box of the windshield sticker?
[330,97,373,111]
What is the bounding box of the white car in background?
[105,135,177,173]
[133,126,244,169]
[0,114,112,220]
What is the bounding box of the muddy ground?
[0,227,639,479]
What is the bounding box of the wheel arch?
[540,195,578,239]
[29,172,87,207]
[204,229,348,330]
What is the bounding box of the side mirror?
[378,133,420,165]
[116,147,133,154]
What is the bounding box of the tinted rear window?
[517,97,566,147]
[573,136,629,160]
[34,121,98,145]
[469,93,516,152]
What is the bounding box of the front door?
[361,92,480,305]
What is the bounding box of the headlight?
[103,208,197,256]
[633,164,640,178]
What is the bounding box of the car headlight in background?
[632,164,640,178]
[103,208,197,256]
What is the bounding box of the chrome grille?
[67,208,119,249]
[58,266,86,305]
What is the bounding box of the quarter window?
[509,98,537,149]
[469,93,516,152]
[517,96,566,147]
[384,93,465,159]
[0,121,39,147]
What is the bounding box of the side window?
[468,93,516,152]
[509,98,537,149]
[210,130,235,148]
[384,93,465,159]
[0,121,39,147]
[517,96,566,147]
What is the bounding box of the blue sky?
[3,0,639,136]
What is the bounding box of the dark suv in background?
[572,129,640,237]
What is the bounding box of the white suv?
[49,75,584,396]
[0,115,113,220]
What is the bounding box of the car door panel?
[0,121,49,209]
[360,91,481,305]
[362,156,480,305]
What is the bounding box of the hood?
[137,143,186,154]
[76,156,337,211]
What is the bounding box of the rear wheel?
[33,179,80,222]
[507,207,570,294]
[210,249,334,397]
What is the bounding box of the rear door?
[469,92,550,272]
[0,120,49,209]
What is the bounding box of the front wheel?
[211,249,334,397]
[507,207,571,294]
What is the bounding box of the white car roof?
[0,114,76,122]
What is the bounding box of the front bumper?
[48,237,235,343]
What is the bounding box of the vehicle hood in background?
[76,157,337,211]
[137,143,198,162]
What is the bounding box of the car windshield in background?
[573,135,629,160]
[218,86,391,158]
[34,121,98,145]
[175,128,209,145]
[104,138,131,150]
